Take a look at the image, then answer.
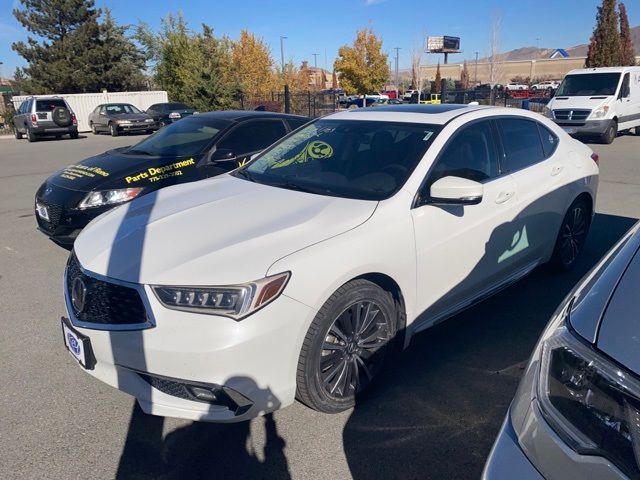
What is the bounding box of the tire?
[550,197,591,271]
[91,123,97,135]
[14,128,23,140]
[601,120,617,144]
[635,127,640,136]
[27,128,37,143]
[296,279,398,413]
[70,131,78,139]
[109,123,119,137]
[52,107,72,127]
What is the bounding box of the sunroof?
[349,104,469,114]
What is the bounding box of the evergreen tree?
[435,62,442,94]
[585,0,621,67]
[618,2,636,66]
[12,0,102,93]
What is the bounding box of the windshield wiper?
[234,169,255,182]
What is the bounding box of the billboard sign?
[427,36,460,53]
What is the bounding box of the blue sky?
[0,0,638,78]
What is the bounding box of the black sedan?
[146,102,197,127]
[88,103,158,137]
[35,111,310,248]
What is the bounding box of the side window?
[429,120,500,185]
[498,118,545,172]
[99,105,106,115]
[218,120,287,155]
[537,123,559,158]
[621,73,630,98]
[18,101,26,114]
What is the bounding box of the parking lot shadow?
[342,212,637,480]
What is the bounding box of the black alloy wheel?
[551,198,591,271]
[296,279,398,413]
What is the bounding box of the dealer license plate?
[35,202,50,221]
[61,317,93,369]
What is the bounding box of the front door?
[411,119,519,327]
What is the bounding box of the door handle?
[551,165,564,176]
[495,191,514,204]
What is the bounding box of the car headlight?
[152,272,290,320]
[536,311,640,478]
[78,187,144,209]
[589,105,609,119]
[145,118,154,123]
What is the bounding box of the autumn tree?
[586,0,621,67]
[434,62,442,94]
[334,28,389,94]
[460,60,470,90]
[137,14,238,111]
[232,30,277,97]
[618,2,636,66]
[331,70,338,89]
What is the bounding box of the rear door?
[35,98,67,127]
[496,117,570,266]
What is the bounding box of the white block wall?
[12,90,169,132]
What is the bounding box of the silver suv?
[13,96,78,142]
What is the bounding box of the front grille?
[35,200,63,233]
[66,254,147,326]
[553,109,591,121]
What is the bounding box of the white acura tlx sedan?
[61,104,599,422]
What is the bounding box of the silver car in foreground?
[484,221,640,480]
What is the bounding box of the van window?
[620,73,630,98]
[498,118,545,172]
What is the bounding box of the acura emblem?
[71,277,87,313]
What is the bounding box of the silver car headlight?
[152,272,290,320]
[78,187,144,209]
[589,105,609,119]
[536,310,640,478]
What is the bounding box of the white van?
[545,66,640,143]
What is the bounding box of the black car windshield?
[106,104,142,115]
[238,119,441,200]
[128,117,230,157]
[556,73,621,96]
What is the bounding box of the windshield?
[238,119,441,200]
[556,73,621,96]
[127,117,230,157]
[106,104,142,115]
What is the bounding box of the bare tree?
[411,41,423,90]
[488,11,503,88]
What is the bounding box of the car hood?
[47,148,201,192]
[109,113,152,121]
[549,95,612,110]
[595,243,640,376]
[74,175,377,285]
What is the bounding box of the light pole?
[474,52,479,85]
[394,47,401,93]
[280,36,287,75]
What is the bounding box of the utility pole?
[280,36,287,75]
[312,53,319,89]
[394,47,401,92]
[474,52,479,85]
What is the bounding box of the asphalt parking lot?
[1,131,639,480]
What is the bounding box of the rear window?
[498,118,545,172]
[36,99,66,112]
[166,103,189,110]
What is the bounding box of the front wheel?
[296,279,398,413]
[601,120,617,144]
[550,198,591,271]
[91,123,97,135]
[109,123,119,137]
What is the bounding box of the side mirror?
[210,148,237,162]
[429,176,483,205]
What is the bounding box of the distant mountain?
[473,25,639,62]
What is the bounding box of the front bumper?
[64,286,316,422]
[482,413,543,480]
[553,119,613,136]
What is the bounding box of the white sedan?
[61,104,599,422]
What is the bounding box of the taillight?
[71,114,77,125]
[591,152,599,165]
[31,113,38,124]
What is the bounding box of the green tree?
[334,28,389,94]
[434,62,442,93]
[618,2,636,66]
[586,0,621,67]
[137,14,238,111]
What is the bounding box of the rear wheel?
[27,128,37,143]
[14,128,23,140]
[70,131,79,139]
[109,123,118,137]
[296,279,398,413]
[601,120,617,144]
[550,197,591,271]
